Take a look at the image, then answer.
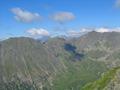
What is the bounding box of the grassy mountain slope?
[0,37,66,89]
[81,67,120,90]
[52,58,107,90]
[73,31,120,68]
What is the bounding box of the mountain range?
[0,31,120,90]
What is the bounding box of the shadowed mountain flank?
[64,43,84,61]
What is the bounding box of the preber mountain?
[0,31,120,90]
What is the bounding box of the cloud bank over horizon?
[27,28,50,37]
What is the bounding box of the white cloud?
[110,27,120,32]
[11,8,42,23]
[96,27,120,33]
[67,27,96,37]
[67,27,120,37]
[67,28,91,37]
[67,31,82,37]
[115,0,120,7]
[51,12,75,23]
[80,28,94,32]
[27,28,50,36]
[96,28,109,33]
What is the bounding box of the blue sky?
[1,0,120,39]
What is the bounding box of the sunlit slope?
[82,67,120,90]
[52,58,107,90]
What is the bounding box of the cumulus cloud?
[51,11,75,24]
[11,8,42,23]
[27,28,50,36]
[115,0,120,8]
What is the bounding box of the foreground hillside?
[82,67,120,90]
[0,31,120,90]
